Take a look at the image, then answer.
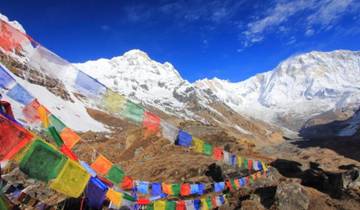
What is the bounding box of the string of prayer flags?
[121,100,145,124]
[49,159,90,198]
[0,113,33,161]
[203,143,212,156]
[176,130,192,147]
[85,177,109,209]
[6,84,34,105]
[19,139,67,182]
[103,89,126,114]
[106,188,122,208]
[0,65,15,89]
[105,165,125,185]
[136,181,150,194]
[90,154,112,175]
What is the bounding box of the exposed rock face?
[274,182,310,210]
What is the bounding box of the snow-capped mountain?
[75,50,208,120]
[76,49,360,133]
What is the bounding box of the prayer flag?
[0,65,15,89]
[60,144,78,161]
[6,84,34,105]
[91,154,112,175]
[0,114,33,161]
[176,130,192,147]
[193,200,201,210]
[121,100,144,124]
[213,147,223,160]
[248,159,253,171]
[162,183,172,195]
[171,183,181,196]
[48,126,64,147]
[143,111,161,134]
[106,189,122,208]
[74,71,106,98]
[166,201,176,210]
[154,200,166,210]
[22,99,41,123]
[223,151,231,165]
[192,137,204,153]
[60,128,80,149]
[105,165,125,185]
[121,176,134,190]
[50,159,90,198]
[103,90,126,113]
[19,139,66,181]
[152,182,162,196]
[214,182,225,192]
[180,183,191,196]
[80,161,97,177]
[160,121,178,143]
[37,105,49,128]
[136,181,150,194]
[86,177,108,209]
[237,156,243,168]
[203,143,212,156]
[176,201,186,210]
[48,115,66,132]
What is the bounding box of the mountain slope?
[195,50,360,131]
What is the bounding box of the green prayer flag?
[105,165,125,185]
[230,179,237,189]
[243,158,248,169]
[165,201,176,210]
[206,197,212,209]
[146,203,154,210]
[203,143,213,156]
[171,183,181,196]
[123,193,136,202]
[49,115,66,132]
[48,126,64,147]
[121,100,144,124]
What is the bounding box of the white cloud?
[241,0,359,47]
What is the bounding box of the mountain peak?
[123,49,150,60]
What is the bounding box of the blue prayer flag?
[85,177,108,209]
[239,178,246,187]
[74,71,106,97]
[193,199,201,210]
[0,65,15,89]
[231,155,237,166]
[136,181,149,194]
[219,195,225,204]
[151,182,162,196]
[176,130,192,147]
[190,184,199,195]
[80,161,97,177]
[6,84,34,105]
[214,182,225,192]
[198,183,205,195]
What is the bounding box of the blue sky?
[1,0,359,82]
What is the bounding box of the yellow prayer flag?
[237,156,243,168]
[37,105,49,128]
[192,137,204,153]
[154,200,166,210]
[106,188,122,208]
[103,90,126,113]
[201,198,209,210]
[261,161,268,171]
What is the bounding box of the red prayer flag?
[60,144,78,161]
[0,20,28,52]
[176,201,186,210]
[213,147,223,160]
[248,159,253,171]
[137,198,150,205]
[121,176,134,190]
[22,99,41,123]
[0,114,33,161]
[143,111,160,135]
[180,183,191,196]
[225,180,232,191]
[211,196,217,207]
